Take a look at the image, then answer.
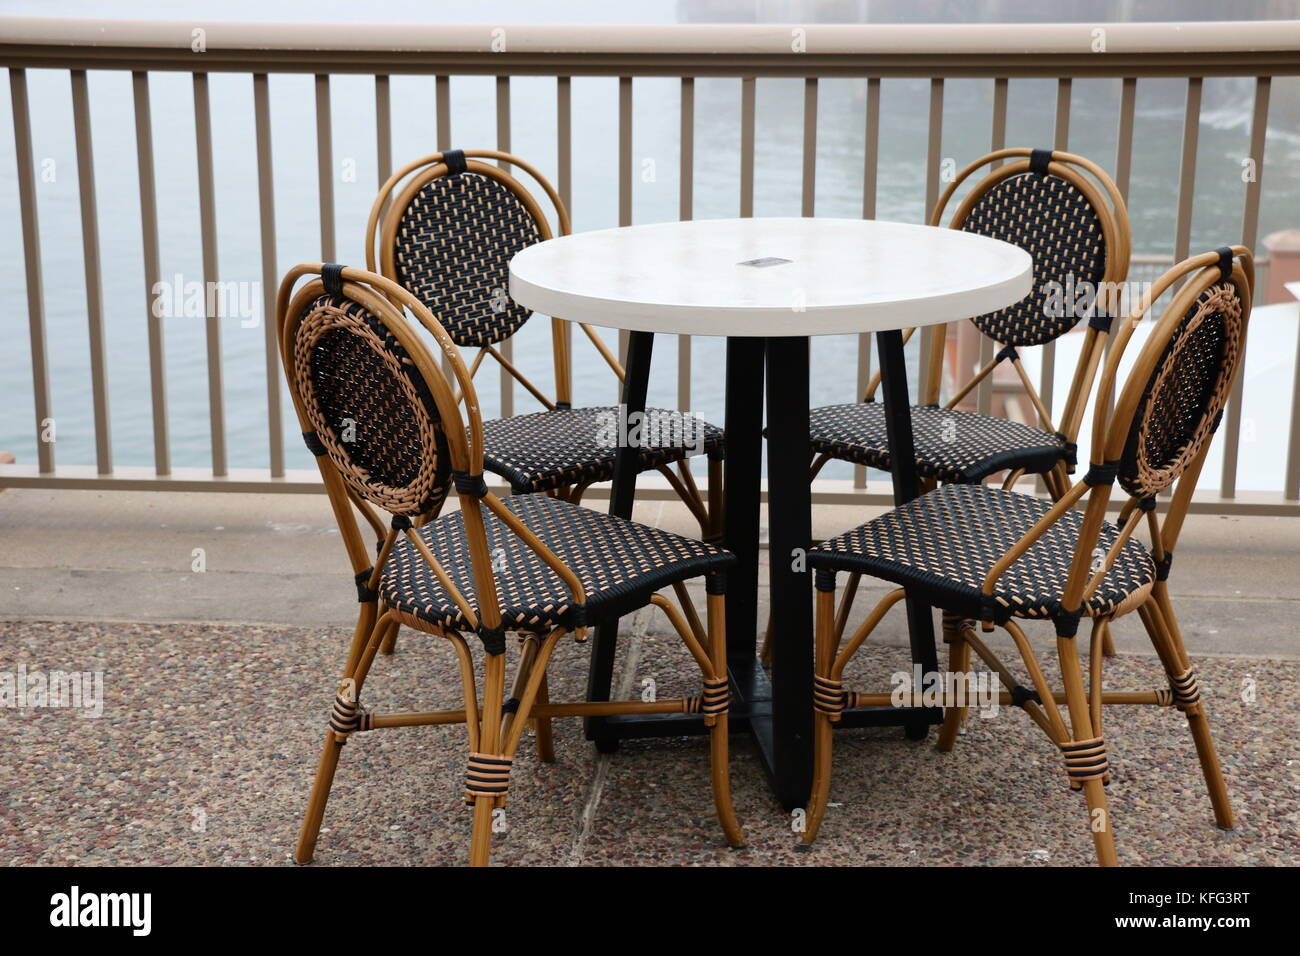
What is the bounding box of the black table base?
[584,330,941,810]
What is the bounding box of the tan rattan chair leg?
[706,587,745,847]
[936,614,972,752]
[801,584,839,847]
[1141,591,1234,829]
[657,464,710,535]
[534,672,556,763]
[1056,630,1119,866]
[1046,463,1070,501]
[468,651,508,867]
[295,731,345,865]
[295,608,392,864]
[676,460,711,538]
[834,573,861,642]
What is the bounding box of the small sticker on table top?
[737,257,792,268]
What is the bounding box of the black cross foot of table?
[584,330,941,809]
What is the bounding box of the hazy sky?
[3,0,1293,23]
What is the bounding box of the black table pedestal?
[585,331,941,807]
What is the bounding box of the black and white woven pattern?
[294,293,451,517]
[483,406,724,494]
[809,484,1154,622]
[393,172,540,348]
[382,493,734,633]
[808,402,1068,484]
[961,171,1108,346]
[1120,282,1244,499]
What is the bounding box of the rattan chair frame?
[367,148,722,537]
[277,263,743,867]
[801,247,1253,866]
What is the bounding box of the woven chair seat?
[809,484,1154,623]
[482,406,723,494]
[809,402,1069,484]
[382,493,734,633]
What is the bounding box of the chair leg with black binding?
[802,574,840,848]
[295,605,393,864]
[1141,591,1234,830]
[801,583,908,848]
[704,575,745,847]
[936,612,973,752]
[466,647,509,868]
[1052,616,1119,867]
[533,672,556,764]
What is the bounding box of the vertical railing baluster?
[1233,77,1272,498]
[193,73,227,477]
[801,77,817,217]
[497,75,513,417]
[375,75,392,189]
[1114,77,1137,202]
[978,77,1009,416]
[315,74,335,262]
[1160,76,1204,499]
[10,69,53,475]
[621,77,637,226]
[436,75,451,147]
[854,77,880,489]
[1025,76,1074,493]
[919,78,944,403]
[617,76,633,394]
[254,74,284,478]
[1053,77,1072,145]
[556,77,572,214]
[133,70,170,476]
[1103,76,1138,434]
[71,69,111,476]
[678,76,694,415]
[555,76,573,402]
[548,74,569,403]
[436,74,453,384]
[1173,77,1203,270]
[740,77,755,218]
[1038,77,1073,434]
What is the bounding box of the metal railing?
[2,18,1299,513]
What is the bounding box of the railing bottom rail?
[2,466,1297,517]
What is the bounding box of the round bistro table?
[510,217,1033,809]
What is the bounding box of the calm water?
[3,0,1299,485]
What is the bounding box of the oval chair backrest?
[374,150,560,350]
[281,269,455,518]
[944,149,1128,347]
[1107,251,1253,501]
[1033,248,1253,617]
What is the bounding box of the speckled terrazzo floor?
[1,616,1296,866]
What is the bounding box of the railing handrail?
[3,17,1300,76]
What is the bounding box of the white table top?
[508,217,1033,337]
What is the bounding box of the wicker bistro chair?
[808,148,1131,501]
[278,263,744,867]
[800,247,1253,866]
[782,148,1132,667]
[367,148,723,535]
